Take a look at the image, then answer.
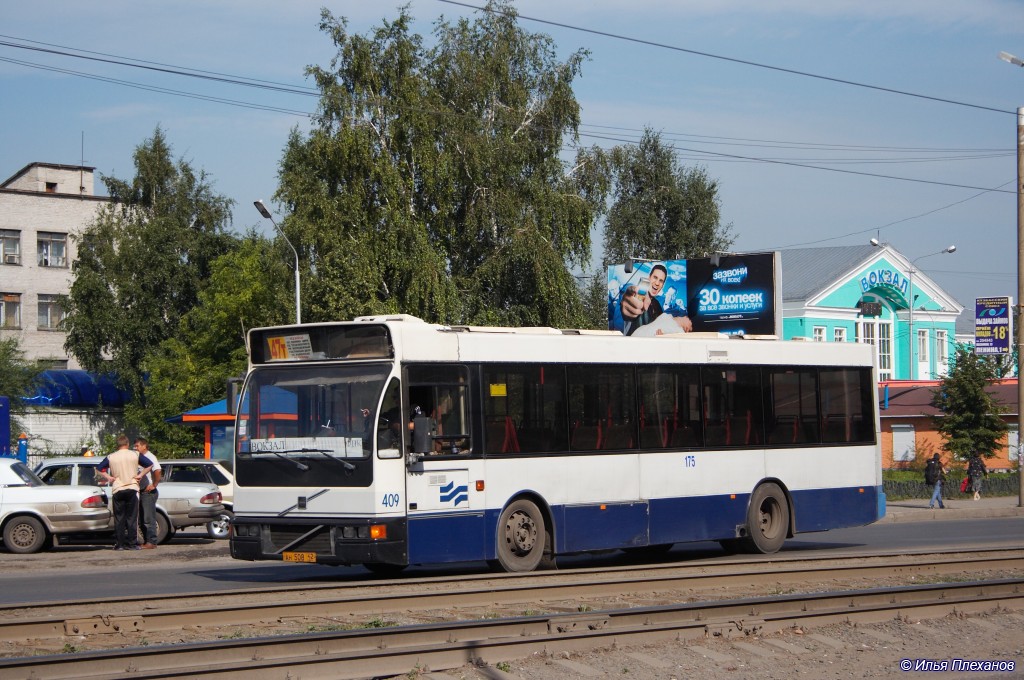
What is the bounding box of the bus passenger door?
[403,366,487,564]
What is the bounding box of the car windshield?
[234,363,390,487]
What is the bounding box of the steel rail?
[3,545,1017,614]
[1,579,1020,679]
[0,549,1021,644]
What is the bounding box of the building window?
[1,294,21,328]
[879,323,892,377]
[834,327,847,343]
[39,359,69,369]
[812,326,826,342]
[38,294,65,329]
[917,329,929,367]
[891,424,916,463]
[857,319,893,381]
[37,232,67,267]
[45,182,57,193]
[935,330,948,372]
[0,230,20,265]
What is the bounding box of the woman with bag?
[967,453,988,501]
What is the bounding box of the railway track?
[0,547,1019,646]
[1,578,1021,679]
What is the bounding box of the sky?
[3,0,1024,314]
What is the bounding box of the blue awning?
[23,370,131,408]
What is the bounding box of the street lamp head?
[253,199,273,220]
[999,51,1024,68]
[869,238,880,247]
[945,245,956,254]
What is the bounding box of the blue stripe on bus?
[405,485,884,564]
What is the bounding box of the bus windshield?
[234,363,391,487]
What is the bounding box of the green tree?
[0,338,42,442]
[932,345,1008,460]
[601,128,732,268]
[63,127,236,415]
[133,234,292,451]
[275,1,607,327]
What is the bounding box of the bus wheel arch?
[740,480,791,554]
[495,494,555,572]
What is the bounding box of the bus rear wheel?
[496,500,546,572]
[742,483,789,554]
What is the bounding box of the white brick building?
[0,163,110,368]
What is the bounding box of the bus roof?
[250,315,874,369]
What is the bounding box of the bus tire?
[496,499,546,572]
[742,483,789,554]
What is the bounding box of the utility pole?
[1017,106,1023,507]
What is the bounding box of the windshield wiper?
[260,448,357,472]
[316,449,357,472]
[266,449,310,472]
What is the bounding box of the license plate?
[282,551,317,563]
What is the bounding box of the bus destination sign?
[266,333,314,361]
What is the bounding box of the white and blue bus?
[228,315,884,573]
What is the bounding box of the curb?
[878,506,1024,523]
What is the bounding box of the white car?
[34,457,224,544]
[0,457,111,553]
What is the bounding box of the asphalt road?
[0,517,1020,605]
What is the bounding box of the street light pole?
[1017,105,1024,507]
[254,200,301,325]
[999,51,1024,507]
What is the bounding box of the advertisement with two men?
[607,252,780,337]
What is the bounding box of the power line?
[0,34,318,95]
[1,32,1014,194]
[575,130,1017,193]
[761,180,1016,250]
[438,0,1016,117]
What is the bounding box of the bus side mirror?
[412,416,432,454]
[226,377,243,416]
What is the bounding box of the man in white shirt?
[135,437,162,549]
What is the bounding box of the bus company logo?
[439,481,468,506]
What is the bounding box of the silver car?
[34,457,224,544]
[159,458,235,539]
[0,458,111,553]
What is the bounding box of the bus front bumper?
[229,516,408,566]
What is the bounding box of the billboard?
[974,296,1013,355]
[607,252,779,337]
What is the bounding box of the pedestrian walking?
[924,453,946,509]
[967,453,988,501]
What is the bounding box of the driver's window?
[406,364,472,456]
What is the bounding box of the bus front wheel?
[496,500,547,572]
[743,483,789,554]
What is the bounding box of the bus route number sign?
[266,334,314,361]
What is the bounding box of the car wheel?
[3,516,49,554]
[155,512,172,545]
[206,511,234,540]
